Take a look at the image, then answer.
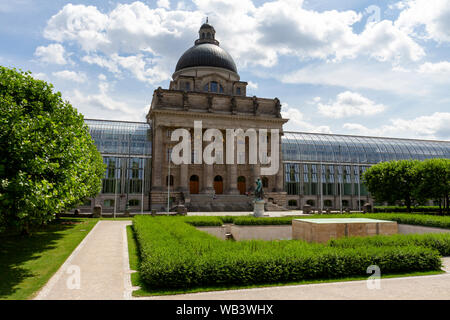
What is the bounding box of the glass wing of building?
[282,132,450,164]
[85,119,152,156]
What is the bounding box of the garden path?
[34,220,133,300]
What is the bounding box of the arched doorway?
[190,175,199,194]
[237,176,246,195]
[214,175,223,194]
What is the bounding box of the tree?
[0,66,105,234]
[363,160,420,213]
[415,159,450,215]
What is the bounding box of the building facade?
[78,23,450,213]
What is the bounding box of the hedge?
[133,216,442,289]
[183,213,450,229]
[374,206,441,213]
[328,233,450,256]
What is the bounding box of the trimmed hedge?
[374,206,441,213]
[232,217,295,225]
[134,216,442,289]
[328,233,450,256]
[183,213,450,229]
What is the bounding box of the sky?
[1,0,449,140]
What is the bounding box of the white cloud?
[34,43,68,65]
[281,60,435,96]
[343,112,450,140]
[281,104,332,133]
[396,0,450,43]
[41,0,425,84]
[247,81,258,90]
[317,91,386,118]
[418,61,450,74]
[52,70,87,83]
[69,80,136,116]
[157,0,170,9]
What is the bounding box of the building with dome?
[79,22,450,214]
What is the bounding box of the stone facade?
[147,23,288,210]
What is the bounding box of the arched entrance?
[237,176,246,195]
[190,175,199,194]
[214,175,223,194]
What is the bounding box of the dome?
[175,43,238,74]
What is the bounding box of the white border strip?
[123,221,133,300]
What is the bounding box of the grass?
[0,217,98,300]
[127,215,448,297]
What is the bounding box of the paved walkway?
[142,258,450,300]
[34,220,133,300]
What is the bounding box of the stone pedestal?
[253,199,265,217]
[292,218,398,243]
[93,205,102,218]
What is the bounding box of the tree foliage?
[0,66,105,234]
[363,159,450,214]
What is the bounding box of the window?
[128,199,140,206]
[166,175,174,186]
[262,177,269,188]
[185,82,191,91]
[203,83,209,92]
[166,129,172,138]
[82,199,92,207]
[219,85,224,93]
[104,199,115,207]
[324,200,333,207]
[236,87,241,95]
[288,200,298,207]
[167,148,172,162]
[306,200,315,206]
[342,200,349,207]
[210,81,218,92]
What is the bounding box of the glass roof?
[84,119,450,163]
[282,132,450,164]
[85,119,152,156]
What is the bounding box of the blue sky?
[1,0,449,140]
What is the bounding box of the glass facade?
[282,132,450,163]
[83,119,152,212]
[282,132,450,209]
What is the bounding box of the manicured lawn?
[128,215,448,296]
[0,217,98,300]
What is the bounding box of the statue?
[155,87,164,107]
[230,96,237,114]
[252,96,259,115]
[182,91,189,111]
[254,178,264,201]
[274,97,281,118]
[207,95,213,112]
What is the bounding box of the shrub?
[133,216,442,289]
[233,217,294,225]
[328,233,450,256]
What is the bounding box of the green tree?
[0,66,105,234]
[415,159,450,215]
[363,160,420,213]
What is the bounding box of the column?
[201,164,214,194]
[249,163,260,192]
[227,164,240,194]
[178,164,188,192]
[152,125,163,190]
[275,147,284,192]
